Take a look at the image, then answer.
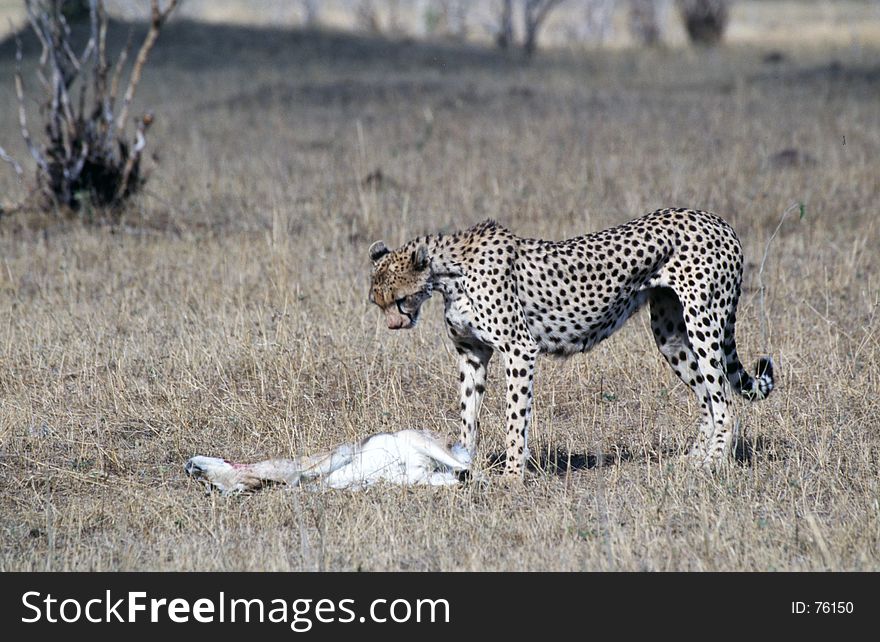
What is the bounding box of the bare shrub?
[3,0,178,215]
[677,0,731,46]
[523,0,565,57]
[629,0,661,46]
[491,1,564,56]
[494,0,514,49]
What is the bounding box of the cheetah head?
[368,240,432,330]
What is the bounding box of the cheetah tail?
[732,356,774,401]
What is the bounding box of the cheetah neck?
[415,233,467,297]
[400,222,517,302]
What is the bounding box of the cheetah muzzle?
[368,209,775,479]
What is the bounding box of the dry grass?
[0,15,879,571]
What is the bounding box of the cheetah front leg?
[502,347,538,479]
[456,343,493,461]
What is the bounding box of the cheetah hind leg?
[648,288,719,465]
[678,298,740,469]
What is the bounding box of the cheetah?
[368,208,774,479]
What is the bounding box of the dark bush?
[678,0,731,46]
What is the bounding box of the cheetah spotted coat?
[368,208,774,478]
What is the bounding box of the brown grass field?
[0,7,878,571]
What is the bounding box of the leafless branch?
[116,0,178,134]
[80,0,98,67]
[58,15,84,72]
[495,0,514,49]
[94,0,109,118]
[529,0,564,26]
[14,33,49,173]
[24,1,50,65]
[117,113,153,201]
[0,145,23,178]
[523,0,565,56]
[109,30,133,114]
[67,140,89,184]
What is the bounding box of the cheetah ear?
[412,245,429,271]
[369,241,390,264]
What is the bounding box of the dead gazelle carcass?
[185,429,472,493]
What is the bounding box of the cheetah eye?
[396,298,408,314]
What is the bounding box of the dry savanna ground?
[0,13,878,571]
